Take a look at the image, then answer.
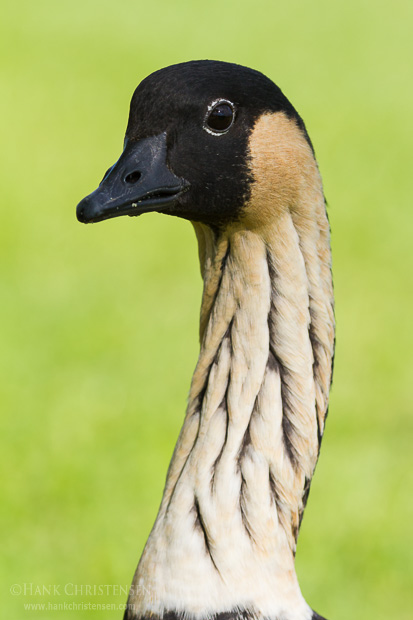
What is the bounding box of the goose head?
[76,60,314,230]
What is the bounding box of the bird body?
[77,61,334,620]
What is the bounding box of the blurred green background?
[1,1,412,618]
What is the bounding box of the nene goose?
[77,60,335,620]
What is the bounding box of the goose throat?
[126,211,334,620]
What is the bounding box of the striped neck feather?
[126,204,334,620]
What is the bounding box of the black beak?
[76,132,189,224]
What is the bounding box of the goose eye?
[205,101,234,134]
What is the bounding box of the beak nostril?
[125,170,142,184]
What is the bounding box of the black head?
[76,60,311,227]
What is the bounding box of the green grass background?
[1,1,412,618]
